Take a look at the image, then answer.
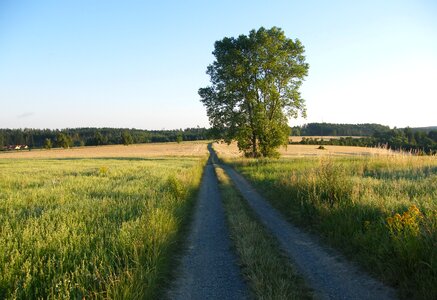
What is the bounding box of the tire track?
[167,150,249,299]
[217,154,397,300]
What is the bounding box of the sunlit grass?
[224,154,437,299]
[0,157,205,299]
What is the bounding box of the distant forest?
[1,123,436,154]
[291,123,391,136]
[0,127,209,149]
[291,123,437,154]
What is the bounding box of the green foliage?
[166,175,187,199]
[94,131,107,146]
[374,128,437,154]
[0,127,210,148]
[56,133,72,148]
[176,131,183,144]
[227,156,437,299]
[121,130,133,145]
[0,157,205,299]
[313,159,353,206]
[293,123,390,136]
[71,133,84,147]
[290,125,437,154]
[200,27,309,157]
[43,138,52,149]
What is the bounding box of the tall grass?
[226,155,437,299]
[0,157,205,299]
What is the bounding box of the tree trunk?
[252,133,257,158]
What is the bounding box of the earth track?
[218,153,397,300]
[167,151,249,299]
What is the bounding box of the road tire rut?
[220,160,397,300]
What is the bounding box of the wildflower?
[386,205,422,237]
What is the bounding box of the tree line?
[295,127,437,155]
[291,123,391,136]
[2,125,436,154]
[0,127,209,149]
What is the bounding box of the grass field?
[0,141,208,159]
[214,141,395,158]
[220,149,437,299]
[0,147,206,298]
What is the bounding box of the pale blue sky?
[1,0,436,129]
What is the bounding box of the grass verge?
[214,164,312,300]
[224,155,437,299]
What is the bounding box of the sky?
[1,0,436,129]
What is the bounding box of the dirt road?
[221,161,397,300]
[169,146,397,299]
[167,152,248,299]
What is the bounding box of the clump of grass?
[215,165,312,300]
[226,155,437,299]
[98,165,109,176]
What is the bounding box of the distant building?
[3,145,29,151]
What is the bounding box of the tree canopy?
[199,26,309,157]
[292,123,391,136]
[121,130,133,145]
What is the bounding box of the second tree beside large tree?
[199,27,309,157]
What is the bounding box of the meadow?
[217,143,436,299]
[0,145,207,299]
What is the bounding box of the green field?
[0,157,205,299]
[224,155,437,299]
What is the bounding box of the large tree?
[199,27,309,157]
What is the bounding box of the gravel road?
[221,162,397,300]
[167,152,249,300]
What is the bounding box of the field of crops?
[222,153,437,299]
[0,142,208,159]
[0,156,205,299]
[288,136,361,143]
[214,141,394,158]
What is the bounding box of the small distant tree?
[56,133,72,149]
[291,126,301,136]
[44,138,52,149]
[176,131,183,144]
[94,131,107,146]
[72,133,83,147]
[121,130,133,145]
